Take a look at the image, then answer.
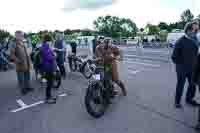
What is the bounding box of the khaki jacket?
[10,41,32,72]
[95,44,120,81]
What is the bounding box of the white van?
[126,37,141,45]
[167,32,185,45]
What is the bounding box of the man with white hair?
[10,31,34,95]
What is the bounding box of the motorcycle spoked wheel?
[70,59,77,72]
[82,62,93,79]
[85,81,109,118]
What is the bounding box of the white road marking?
[16,99,27,108]
[130,70,141,74]
[124,60,160,67]
[11,93,67,113]
[124,55,169,60]
[11,101,44,113]
[59,93,67,97]
[125,58,161,64]
[124,49,169,54]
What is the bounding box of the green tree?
[120,18,138,37]
[197,14,200,19]
[168,21,185,31]
[159,30,168,42]
[145,24,160,35]
[0,30,10,44]
[158,22,168,30]
[195,14,200,27]
[181,9,194,23]
[140,28,144,32]
[30,33,40,45]
[81,29,93,36]
[166,9,194,32]
[94,15,137,38]
[64,29,73,35]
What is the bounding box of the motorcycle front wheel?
[85,81,109,118]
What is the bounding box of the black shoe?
[195,123,200,131]
[45,98,57,104]
[175,103,183,109]
[107,99,113,104]
[186,100,200,107]
[27,87,34,92]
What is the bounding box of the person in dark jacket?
[70,40,77,55]
[171,21,199,108]
[68,40,77,71]
[54,32,66,79]
[192,54,200,130]
[40,34,57,104]
[92,36,98,55]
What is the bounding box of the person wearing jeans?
[172,21,199,108]
[54,31,66,79]
[44,72,55,102]
[10,31,34,95]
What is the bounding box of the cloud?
[0,0,199,33]
[62,0,117,11]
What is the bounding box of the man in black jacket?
[172,21,199,108]
[70,40,77,55]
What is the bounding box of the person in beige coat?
[10,31,34,95]
[95,38,127,96]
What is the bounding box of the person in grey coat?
[172,21,199,108]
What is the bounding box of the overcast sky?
[0,0,199,33]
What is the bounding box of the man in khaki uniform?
[95,38,127,96]
[10,31,34,95]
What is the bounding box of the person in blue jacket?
[54,31,66,79]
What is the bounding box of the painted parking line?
[16,99,27,108]
[124,60,161,68]
[11,101,44,113]
[123,49,169,53]
[124,55,169,61]
[59,93,67,97]
[127,70,141,79]
[10,93,68,113]
[125,58,161,64]
[130,70,141,75]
